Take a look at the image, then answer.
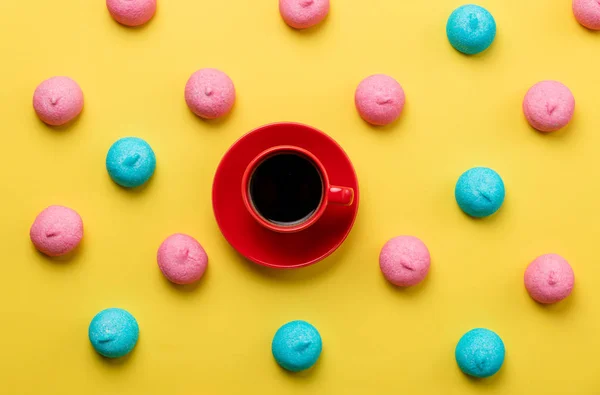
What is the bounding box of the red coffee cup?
[241,145,355,233]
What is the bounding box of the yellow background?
[0,0,599,394]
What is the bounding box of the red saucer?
[212,123,360,269]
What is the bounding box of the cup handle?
[328,186,355,206]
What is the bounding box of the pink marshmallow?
[523,81,575,133]
[279,0,330,29]
[355,74,406,126]
[30,205,84,257]
[107,0,156,27]
[573,0,600,30]
[33,77,84,126]
[379,236,430,287]
[524,254,574,304]
[185,68,236,120]
[157,234,208,285]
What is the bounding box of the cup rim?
[241,145,330,233]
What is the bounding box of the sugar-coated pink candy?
[185,68,236,120]
[573,0,600,30]
[523,81,575,133]
[157,234,208,285]
[30,205,83,257]
[279,0,330,29]
[355,74,406,126]
[33,77,84,126]
[524,254,574,304]
[106,0,156,27]
[379,236,430,286]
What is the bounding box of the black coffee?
[249,153,323,225]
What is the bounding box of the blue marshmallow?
[446,4,496,55]
[89,308,139,359]
[106,137,156,188]
[272,320,322,372]
[455,328,505,378]
[455,167,505,218]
